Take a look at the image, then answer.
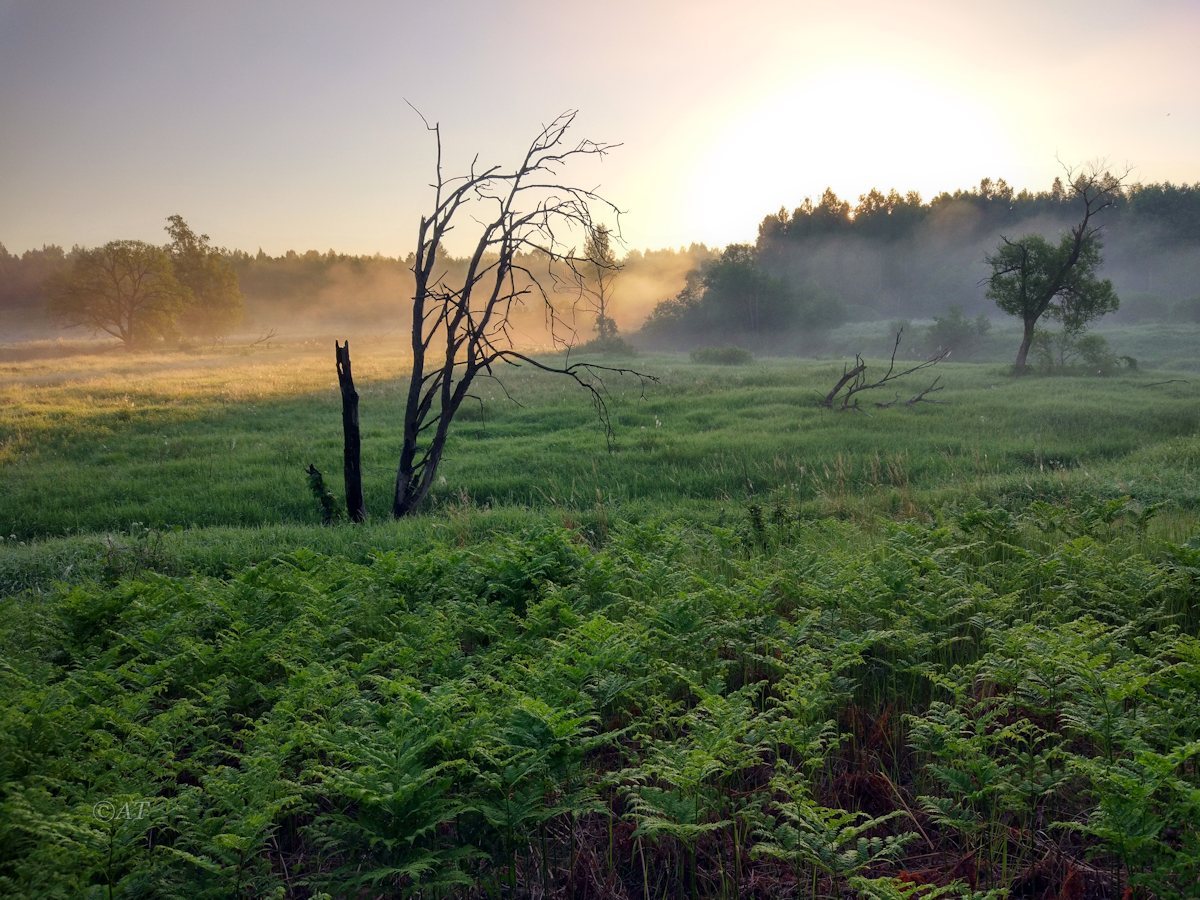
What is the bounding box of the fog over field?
[4,181,1199,355]
[3,1,1200,897]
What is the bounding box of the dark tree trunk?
[393,444,441,518]
[393,390,459,518]
[335,341,366,522]
[1014,318,1037,371]
[393,449,420,518]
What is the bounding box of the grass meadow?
[1,328,1198,897]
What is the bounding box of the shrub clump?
[1031,330,1131,375]
[574,333,637,355]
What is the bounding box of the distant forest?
[0,239,709,343]
[642,178,1200,352]
[3,179,1199,345]
[755,178,1200,322]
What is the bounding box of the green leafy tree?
[584,223,619,340]
[47,240,187,349]
[1052,243,1119,338]
[985,168,1122,370]
[699,244,808,333]
[638,271,703,340]
[164,215,244,338]
[641,243,840,345]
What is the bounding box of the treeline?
[228,244,712,335]
[0,244,67,338]
[640,180,1200,351]
[761,179,1200,316]
[0,239,711,343]
[4,180,1200,347]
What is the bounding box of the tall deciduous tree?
[985,167,1123,370]
[48,240,187,348]
[391,110,654,518]
[164,215,244,338]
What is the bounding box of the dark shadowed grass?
[2,503,1197,897]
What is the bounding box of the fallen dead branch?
[820,329,949,411]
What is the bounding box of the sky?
[1,0,1197,258]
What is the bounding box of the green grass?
[821,319,1200,372]
[2,338,1197,543]
[2,335,1199,897]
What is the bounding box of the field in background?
[2,331,1199,897]
[2,328,1198,544]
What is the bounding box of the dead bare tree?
[820,329,948,411]
[392,109,656,518]
[247,329,277,348]
[335,341,366,522]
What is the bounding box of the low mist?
[3,181,1198,357]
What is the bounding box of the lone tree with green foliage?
[164,215,244,339]
[391,110,654,518]
[585,223,619,340]
[985,166,1123,371]
[48,240,188,349]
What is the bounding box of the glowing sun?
[684,64,1026,244]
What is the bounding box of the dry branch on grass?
[820,329,948,411]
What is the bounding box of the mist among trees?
[3,180,1199,354]
[638,178,1200,352]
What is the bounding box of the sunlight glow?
[684,64,1028,245]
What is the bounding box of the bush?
[1076,333,1119,375]
[690,346,754,365]
[638,245,845,348]
[574,333,637,355]
[1031,329,1120,375]
[925,305,989,358]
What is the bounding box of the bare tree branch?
[820,329,949,411]
[390,110,653,516]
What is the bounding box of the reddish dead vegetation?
[427,802,1116,899]
[258,691,1144,899]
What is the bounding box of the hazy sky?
[1,0,1197,258]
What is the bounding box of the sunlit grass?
[1,336,1197,550]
